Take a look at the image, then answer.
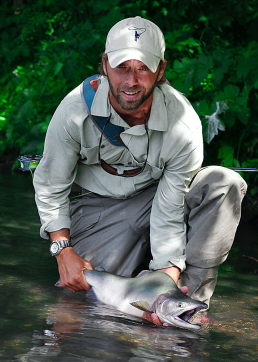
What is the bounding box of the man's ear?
[102,53,108,76]
[157,59,167,82]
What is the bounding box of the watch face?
[51,242,59,254]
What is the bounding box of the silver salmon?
[83,270,207,330]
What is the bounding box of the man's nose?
[125,69,138,87]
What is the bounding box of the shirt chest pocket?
[79,141,126,165]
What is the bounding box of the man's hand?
[158,265,180,284]
[142,265,186,326]
[50,229,92,292]
[56,247,93,292]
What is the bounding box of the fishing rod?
[227,167,258,172]
[18,155,258,173]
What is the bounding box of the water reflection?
[1,170,258,362]
[14,290,209,361]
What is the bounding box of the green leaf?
[250,186,258,196]
[173,58,191,74]
[193,99,209,116]
[193,68,209,88]
[235,109,250,125]
[250,67,258,89]
[184,70,194,96]
[233,158,240,167]
[199,15,208,22]
[237,57,255,79]
[218,145,234,166]
[225,110,235,128]
[54,62,64,76]
[0,116,6,131]
[170,78,185,93]
[161,7,168,16]
[23,88,37,99]
[192,55,213,88]
[223,85,240,100]
[213,67,225,85]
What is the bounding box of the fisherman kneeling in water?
[33,17,247,326]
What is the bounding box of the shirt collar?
[91,76,111,118]
[91,76,168,133]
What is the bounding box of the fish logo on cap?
[128,26,146,42]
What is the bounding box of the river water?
[0,169,257,361]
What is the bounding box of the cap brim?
[107,48,161,73]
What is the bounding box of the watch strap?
[50,239,72,256]
[53,239,72,248]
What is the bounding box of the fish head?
[153,293,208,330]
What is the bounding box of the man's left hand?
[158,265,180,284]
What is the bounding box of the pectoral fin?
[130,301,154,314]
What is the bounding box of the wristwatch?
[50,239,72,256]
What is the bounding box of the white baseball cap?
[105,16,165,73]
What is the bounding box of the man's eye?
[141,66,149,71]
[117,64,125,68]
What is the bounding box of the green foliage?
[1,0,258,194]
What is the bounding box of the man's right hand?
[55,247,93,292]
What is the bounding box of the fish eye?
[178,302,184,308]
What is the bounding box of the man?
[33,16,247,326]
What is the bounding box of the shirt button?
[127,196,131,199]
[128,162,132,165]
[101,145,105,149]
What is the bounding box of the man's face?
[103,58,166,111]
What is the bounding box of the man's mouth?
[121,90,141,100]
[123,91,139,95]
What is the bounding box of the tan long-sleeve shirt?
[33,76,203,271]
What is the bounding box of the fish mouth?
[173,305,207,330]
[178,306,203,322]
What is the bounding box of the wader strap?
[80,74,125,147]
